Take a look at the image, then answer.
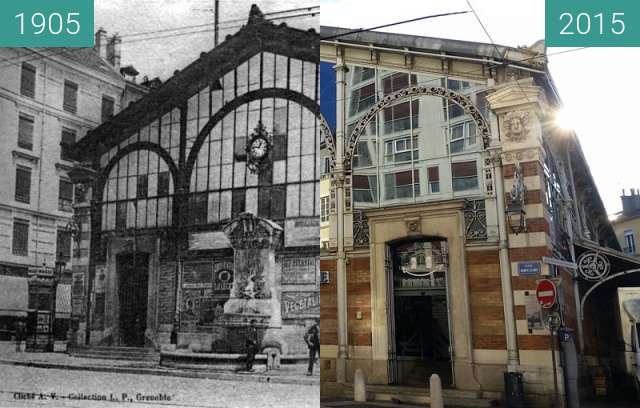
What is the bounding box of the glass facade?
[344,64,489,209]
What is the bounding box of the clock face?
[250,137,268,159]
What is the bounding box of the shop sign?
[284,218,319,247]
[282,257,317,284]
[282,292,319,318]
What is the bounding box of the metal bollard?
[429,374,444,408]
[354,368,367,402]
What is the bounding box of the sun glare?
[554,108,575,130]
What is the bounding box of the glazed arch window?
[352,67,375,84]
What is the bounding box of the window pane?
[157,172,170,196]
[58,179,73,212]
[451,161,477,178]
[115,202,127,231]
[136,175,148,199]
[56,229,71,261]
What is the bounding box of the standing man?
[245,319,259,371]
[304,320,320,376]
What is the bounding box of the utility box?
[504,371,526,407]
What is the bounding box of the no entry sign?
[536,279,557,309]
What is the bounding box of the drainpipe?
[490,146,520,370]
[334,49,349,384]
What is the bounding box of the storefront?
[69,6,320,356]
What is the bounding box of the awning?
[575,239,640,272]
[55,284,71,318]
[0,275,28,317]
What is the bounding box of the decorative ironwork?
[319,114,335,172]
[463,199,487,240]
[344,85,491,171]
[577,251,610,281]
[353,210,369,247]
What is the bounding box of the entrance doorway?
[117,253,149,347]
[388,238,453,386]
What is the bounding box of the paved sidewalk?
[0,350,319,386]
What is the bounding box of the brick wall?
[320,258,337,345]
[467,249,507,349]
[347,256,372,346]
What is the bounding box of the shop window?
[21,62,36,98]
[18,113,34,151]
[451,161,478,191]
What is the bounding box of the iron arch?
[184,88,320,187]
[97,141,180,200]
[319,113,336,172]
[344,85,491,171]
[580,268,640,320]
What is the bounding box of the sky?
[95,0,636,214]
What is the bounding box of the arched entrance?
[117,252,149,347]
[387,237,453,386]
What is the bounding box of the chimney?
[621,189,640,215]
[107,34,122,70]
[94,27,108,59]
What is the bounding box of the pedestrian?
[245,319,259,371]
[14,320,25,352]
[304,320,320,376]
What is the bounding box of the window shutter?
[12,220,29,256]
[101,96,115,122]
[15,167,31,203]
[353,175,370,189]
[63,80,78,113]
[60,128,76,160]
[427,166,440,182]
[18,114,34,150]
[21,63,36,98]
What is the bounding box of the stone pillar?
[430,374,444,408]
[354,368,367,402]
[332,47,350,383]
[222,212,283,327]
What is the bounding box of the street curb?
[0,359,319,386]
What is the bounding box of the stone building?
[68,7,320,357]
[319,27,639,405]
[0,35,146,351]
[612,190,640,257]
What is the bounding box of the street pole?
[548,313,561,407]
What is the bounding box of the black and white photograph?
[0,1,320,407]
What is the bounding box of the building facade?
[319,27,629,405]
[69,7,321,356]
[0,37,145,351]
[612,190,640,257]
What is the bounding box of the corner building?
[320,27,626,405]
[69,8,320,357]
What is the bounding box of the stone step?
[68,346,160,362]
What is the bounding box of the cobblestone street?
[0,364,318,408]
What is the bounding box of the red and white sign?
[536,279,557,309]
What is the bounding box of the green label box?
[546,0,640,46]
[0,0,94,47]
